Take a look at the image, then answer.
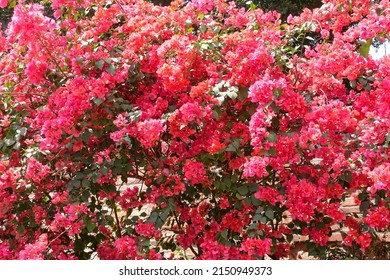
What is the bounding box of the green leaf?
[237,87,248,101]
[237,186,248,196]
[255,206,264,214]
[4,138,16,146]
[323,217,333,224]
[17,224,25,234]
[95,60,105,70]
[265,209,274,220]
[13,142,21,150]
[358,192,368,201]
[315,222,325,230]
[106,64,116,74]
[74,239,85,252]
[249,183,258,193]
[85,218,96,232]
[253,214,267,224]
[244,196,251,206]
[219,230,228,239]
[212,106,222,120]
[359,201,369,215]
[358,39,372,58]
[262,147,277,156]
[340,171,352,182]
[81,129,92,143]
[199,25,207,34]
[225,139,241,152]
[101,166,108,176]
[66,180,80,191]
[285,61,294,69]
[93,98,104,106]
[159,207,171,223]
[16,127,27,137]
[213,26,221,34]
[267,132,278,143]
[148,212,159,223]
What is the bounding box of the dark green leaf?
[93,98,104,106]
[237,87,248,101]
[85,219,96,232]
[106,64,116,74]
[265,209,274,220]
[323,217,333,224]
[267,132,278,143]
[237,186,248,196]
[95,60,104,69]
[4,138,16,146]
[340,171,352,182]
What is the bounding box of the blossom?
[0,0,9,8]
[243,156,269,179]
[137,119,166,148]
[18,234,48,260]
[25,60,47,85]
[356,232,372,252]
[286,179,318,222]
[363,207,390,231]
[240,238,272,258]
[254,186,283,205]
[199,240,241,260]
[249,108,273,149]
[25,157,50,183]
[183,160,207,185]
[368,163,390,194]
[1,0,390,260]
[135,220,156,238]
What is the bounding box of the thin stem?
[113,204,122,238]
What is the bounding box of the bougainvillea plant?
[0,0,389,259]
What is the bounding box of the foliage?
[0,0,390,260]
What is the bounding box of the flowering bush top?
[0,0,389,259]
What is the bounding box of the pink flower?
[249,108,273,148]
[137,119,166,148]
[254,186,283,205]
[191,0,216,13]
[219,195,230,209]
[199,240,241,260]
[0,242,12,259]
[243,156,269,178]
[368,163,390,194]
[114,236,139,259]
[240,238,272,258]
[135,220,156,238]
[286,179,318,222]
[18,234,48,260]
[25,157,50,183]
[363,207,390,231]
[179,102,203,123]
[25,60,47,85]
[183,160,207,185]
[356,232,372,253]
[0,0,8,8]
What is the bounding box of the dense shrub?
[0,0,389,259]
